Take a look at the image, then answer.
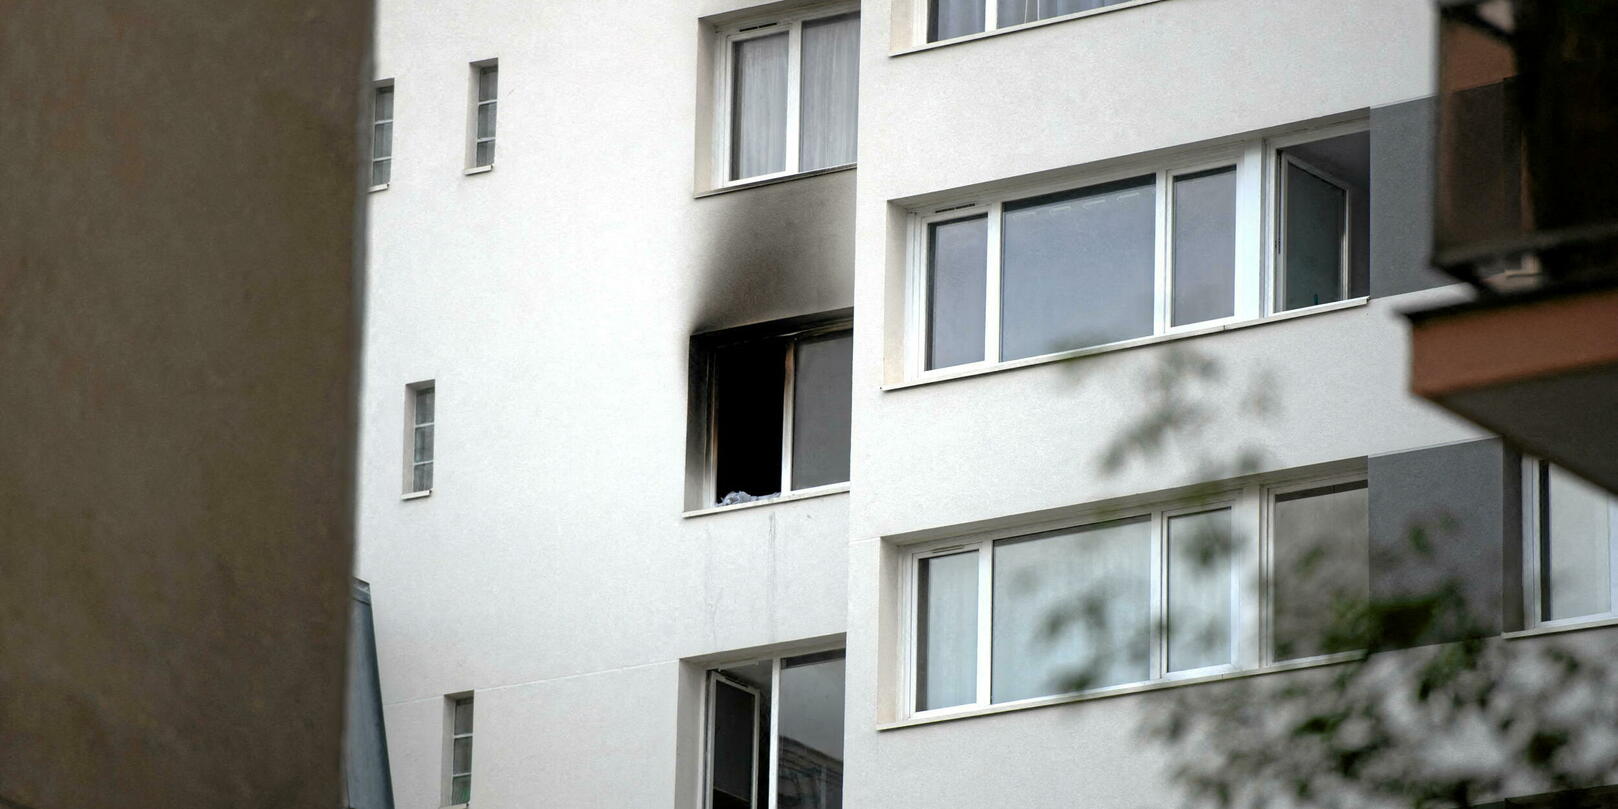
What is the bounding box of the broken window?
[706,650,846,809]
[699,316,852,508]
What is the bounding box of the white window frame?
[404,381,434,496]
[370,80,394,190]
[1274,153,1354,313]
[467,60,497,171]
[899,471,1366,721]
[1521,458,1618,629]
[903,119,1368,382]
[900,485,1274,720]
[711,1,859,188]
[445,694,473,807]
[700,320,853,507]
[699,645,846,809]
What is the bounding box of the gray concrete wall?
[0,1,371,806]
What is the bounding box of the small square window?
[691,315,852,509]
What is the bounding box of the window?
[705,649,845,809]
[447,696,472,805]
[909,124,1369,375]
[371,82,393,187]
[406,382,434,494]
[928,0,1137,42]
[904,473,1367,716]
[717,5,859,185]
[1526,461,1618,626]
[470,62,497,168]
[694,316,852,508]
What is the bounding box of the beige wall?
[0,1,371,806]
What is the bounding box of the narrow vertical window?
[1276,132,1369,312]
[1169,167,1238,326]
[1000,176,1156,361]
[408,383,434,494]
[448,696,472,804]
[473,63,497,168]
[1538,462,1618,622]
[1166,507,1234,672]
[798,13,860,172]
[915,550,978,711]
[925,215,988,370]
[1271,480,1369,660]
[371,83,393,187]
[730,33,789,180]
[789,332,853,490]
[705,650,845,809]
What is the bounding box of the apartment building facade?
[355,0,1618,807]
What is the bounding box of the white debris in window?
[718,490,778,507]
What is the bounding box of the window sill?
[886,297,1369,392]
[879,651,1360,731]
[368,182,390,193]
[401,490,432,501]
[1503,616,1618,640]
[463,165,493,176]
[893,0,1170,56]
[694,163,855,199]
[682,483,850,518]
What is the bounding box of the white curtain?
[799,13,859,171]
[730,33,788,180]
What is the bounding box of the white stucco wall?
[352,0,1514,807]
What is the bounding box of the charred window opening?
[694,313,853,509]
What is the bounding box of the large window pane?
[731,33,789,180]
[776,651,845,809]
[799,13,859,172]
[1543,464,1615,621]
[916,551,978,711]
[791,332,852,490]
[992,518,1151,701]
[1170,167,1237,326]
[929,0,985,41]
[1000,176,1155,360]
[926,216,987,370]
[1272,481,1369,660]
[1167,508,1234,672]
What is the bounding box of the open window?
[689,312,853,510]
[1525,460,1618,627]
[705,649,845,809]
[1275,131,1370,312]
